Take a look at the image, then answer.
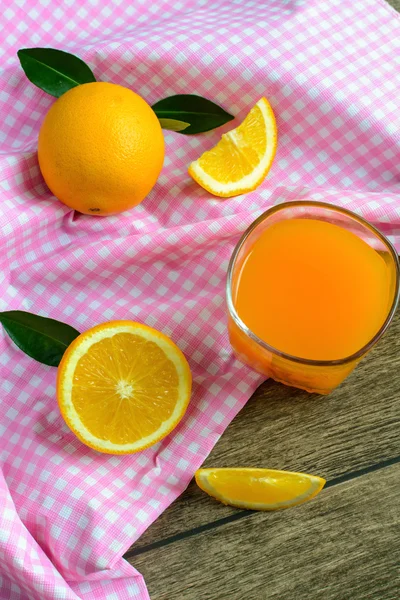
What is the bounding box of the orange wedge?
[195,468,325,510]
[57,321,191,454]
[188,97,277,197]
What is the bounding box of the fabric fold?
[0,1,399,598]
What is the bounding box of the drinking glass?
[226,201,400,394]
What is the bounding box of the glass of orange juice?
[227,201,399,394]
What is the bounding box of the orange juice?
[235,218,390,361]
[228,206,398,394]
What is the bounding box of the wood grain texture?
[130,464,400,600]
[130,309,400,551]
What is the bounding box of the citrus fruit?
[57,321,191,454]
[38,82,164,215]
[188,97,277,197]
[195,468,325,510]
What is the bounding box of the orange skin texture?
[38,82,164,215]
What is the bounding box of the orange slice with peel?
[57,321,191,454]
[188,97,277,197]
[195,468,325,510]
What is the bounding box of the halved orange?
[188,97,277,197]
[195,468,325,510]
[57,321,191,454]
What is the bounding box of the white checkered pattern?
[1,0,400,598]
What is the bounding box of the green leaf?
[17,48,96,98]
[0,310,80,367]
[152,94,234,134]
[158,118,190,132]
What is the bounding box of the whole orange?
[38,82,164,215]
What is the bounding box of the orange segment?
[57,321,191,454]
[188,97,277,197]
[195,468,325,510]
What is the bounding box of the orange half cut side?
[57,321,192,454]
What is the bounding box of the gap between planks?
[125,453,400,559]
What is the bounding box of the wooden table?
[124,2,400,597]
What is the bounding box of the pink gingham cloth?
[1,0,400,598]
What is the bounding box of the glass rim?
[226,200,400,367]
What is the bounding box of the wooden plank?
[129,464,400,600]
[388,0,400,10]
[129,308,400,551]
